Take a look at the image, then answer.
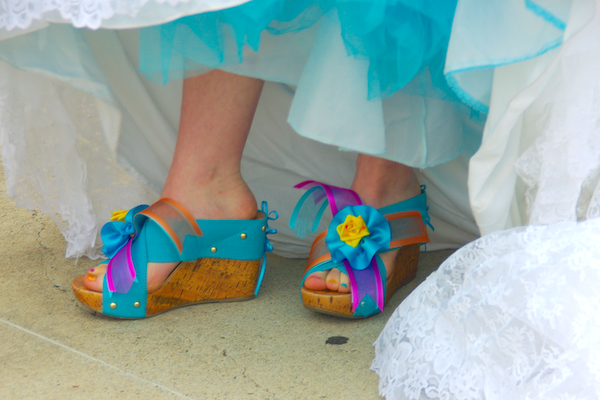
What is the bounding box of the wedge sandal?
[72,198,277,319]
[290,181,431,318]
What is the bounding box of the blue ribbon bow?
[101,205,148,259]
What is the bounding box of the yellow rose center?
[336,215,370,247]
[110,210,129,222]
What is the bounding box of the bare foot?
[304,157,420,293]
[83,174,257,293]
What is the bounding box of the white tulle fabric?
[372,1,600,398]
[0,62,158,258]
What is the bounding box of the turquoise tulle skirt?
[140,0,458,100]
[136,0,479,170]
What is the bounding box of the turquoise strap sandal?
[290,181,431,318]
[72,198,277,319]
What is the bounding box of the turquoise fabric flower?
[101,204,148,259]
[326,205,391,270]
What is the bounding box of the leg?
[161,69,263,220]
[84,70,264,292]
[304,154,421,292]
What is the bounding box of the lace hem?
[0,0,247,30]
[372,220,600,400]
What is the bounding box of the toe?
[306,268,352,293]
[325,268,341,291]
[338,271,350,293]
[80,261,181,294]
[304,271,328,290]
[83,265,107,292]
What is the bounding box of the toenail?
[328,279,337,284]
[89,268,95,272]
[87,273,97,281]
[340,283,348,287]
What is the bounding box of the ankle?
[161,174,257,220]
[351,158,420,209]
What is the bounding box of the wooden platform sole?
[72,257,262,318]
[300,244,420,318]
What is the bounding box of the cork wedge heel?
[72,199,276,319]
[72,257,262,318]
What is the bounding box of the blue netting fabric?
[139,0,458,100]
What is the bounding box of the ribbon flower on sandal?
[327,205,390,271]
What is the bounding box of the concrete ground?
[0,161,452,399]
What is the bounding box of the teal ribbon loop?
[101,205,149,259]
[261,201,278,253]
[326,205,391,271]
[420,186,434,231]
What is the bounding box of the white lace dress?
[372,1,600,398]
[372,219,600,400]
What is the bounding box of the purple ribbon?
[294,180,363,214]
[106,238,136,293]
[345,258,384,312]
